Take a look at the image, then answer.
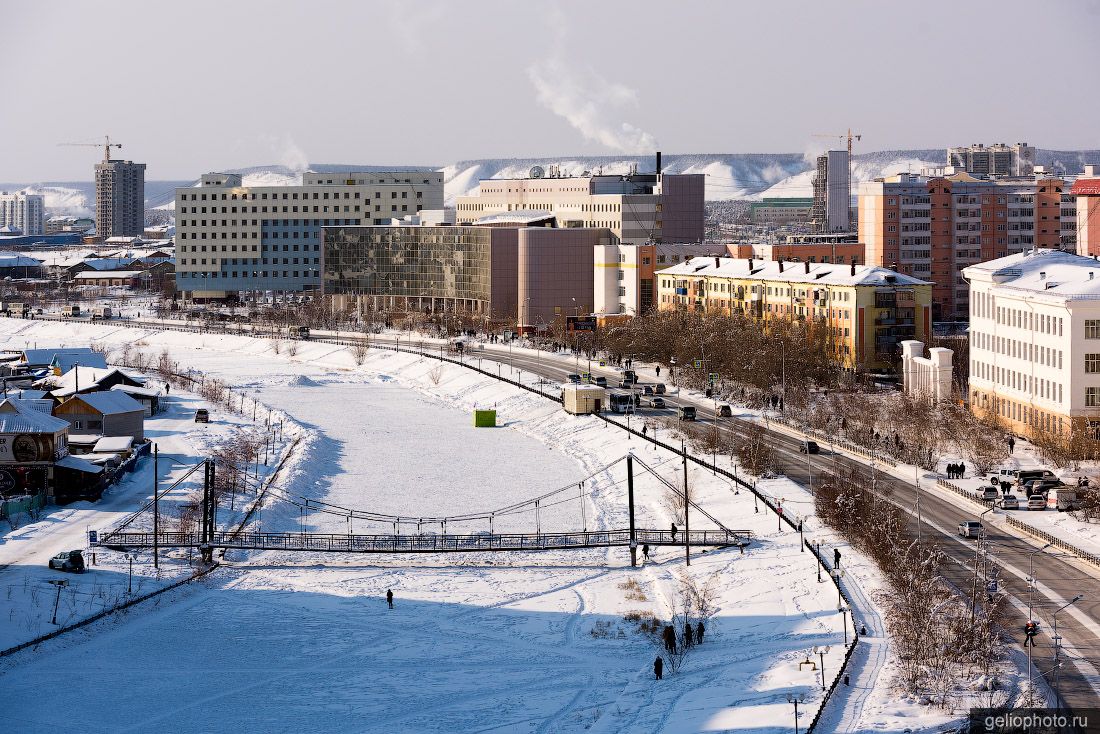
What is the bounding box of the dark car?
[654,383,666,395]
[799,440,820,454]
[643,385,654,395]
[678,406,697,421]
[48,550,85,573]
[194,408,210,423]
[594,376,607,387]
[567,374,581,384]
[651,397,666,409]
[717,404,733,417]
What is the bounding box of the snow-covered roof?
[62,391,144,415]
[21,348,106,371]
[0,398,70,433]
[658,256,931,287]
[92,436,133,453]
[474,210,557,226]
[0,255,42,267]
[47,367,144,397]
[73,270,145,280]
[55,455,103,474]
[962,249,1100,301]
[110,384,159,398]
[72,258,136,271]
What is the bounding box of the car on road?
[654,383,666,394]
[1022,479,1063,496]
[48,550,85,573]
[622,370,638,384]
[643,385,654,395]
[1000,494,1020,510]
[651,397,666,409]
[194,408,210,423]
[1027,495,1046,510]
[567,374,581,384]
[678,406,697,421]
[958,521,983,539]
[717,404,733,417]
[594,376,607,387]
[799,440,820,455]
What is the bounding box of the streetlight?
[1053,594,1084,708]
[815,539,823,582]
[831,568,845,606]
[1027,543,1052,622]
[813,645,831,691]
[786,693,806,734]
[839,604,850,644]
[48,579,68,625]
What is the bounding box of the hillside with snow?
[7,148,1100,217]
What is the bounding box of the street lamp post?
[839,604,850,644]
[813,645,830,691]
[1053,594,1084,708]
[48,579,68,625]
[786,693,806,734]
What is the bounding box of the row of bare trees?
[815,467,1007,707]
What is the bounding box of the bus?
[609,392,635,414]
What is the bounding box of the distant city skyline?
[3,0,1098,181]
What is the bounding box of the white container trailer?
[562,384,606,415]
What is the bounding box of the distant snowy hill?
[7,149,1100,218]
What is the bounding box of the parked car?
[678,406,697,421]
[1015,470,1057,488]
[799,440,820,455]
[194,408,210,423]
[651,397,666,409]
[48,550,85,573]
[594,377,607,387]
[1027,495,1046,510]
[567,374,581,384]
[643,385,654,396]
[717,404,733,417]
[654,383,666,395]
[1022,479,1063,496]
[958,521,983,539]
[1001,494,1020,510]
[982,486,1000,502]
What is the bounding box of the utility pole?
[153,444,159,569]
[627,454,637,567]
[682,439,690,566]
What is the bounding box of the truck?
[1047,487,1081,511]
[287,325,310,340]
[562,384,605,415]
[0,302,29,317]
[60,305,81,317]
[91,306,112,320]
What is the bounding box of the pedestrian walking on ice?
[663,625,676,654]
[683,623,694,648]
[387,589,394,609]
[654,655,663,680]
[642,543,650,560]
[696,621,704,644]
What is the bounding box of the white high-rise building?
[0,192,45,236]
[811,150,850,233]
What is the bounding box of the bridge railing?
[100,528,749,553]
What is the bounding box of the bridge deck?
[100,528,750,554]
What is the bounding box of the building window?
[1087,320,1100,339]
[1088,354,1100,373]
[1088,387,1100,407]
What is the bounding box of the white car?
[958,521,983,539]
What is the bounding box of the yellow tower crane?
[58,135,123,162]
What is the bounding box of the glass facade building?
[323,226,498,313]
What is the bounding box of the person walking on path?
[695,621,704,644]
[683,623,694,648]
[642,543,650,561]
[655,365,661,377]
[670,523,678,541]
[386,589,394,609]
[654,656,664,680]
[164,382,170,395]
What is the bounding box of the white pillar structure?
[901,340,953,402]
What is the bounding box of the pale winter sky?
[3,0,1098,181]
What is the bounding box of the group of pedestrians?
[655,620,706,679]
[946,462,967,479]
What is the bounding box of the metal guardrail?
[100,528,749,553]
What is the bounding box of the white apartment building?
[964,249,1100,436]
[175,170,443,299]
[0,192,45,236]
[593,242,724,315]
[455,171,704,246]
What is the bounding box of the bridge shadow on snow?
[0,564,836,734]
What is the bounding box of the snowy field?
[0,319,851,733]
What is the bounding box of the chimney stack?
[655,151,662,175]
